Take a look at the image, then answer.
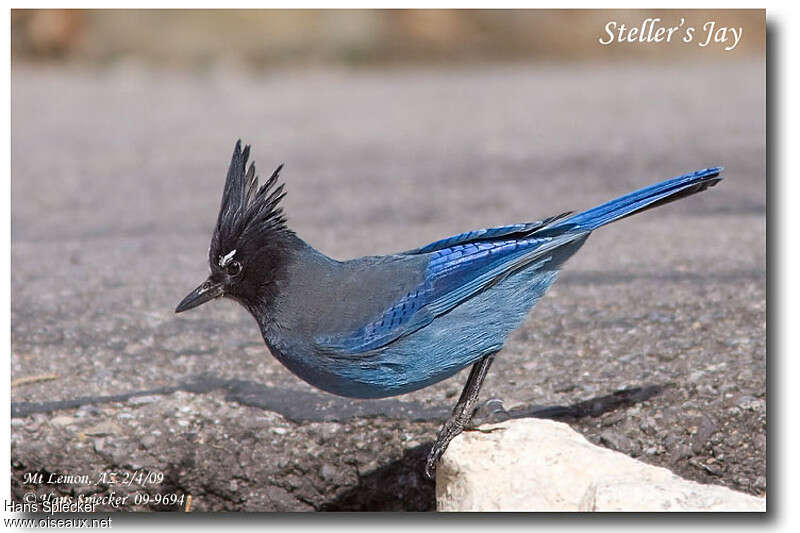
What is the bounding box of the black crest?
[209,140,289,267]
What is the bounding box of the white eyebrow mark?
[219,249,237,268]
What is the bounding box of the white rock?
[50,415,76,427]
[436,418,766,512]
[582,479,766,512]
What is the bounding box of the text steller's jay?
[176,141,722,477]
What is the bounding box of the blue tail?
[556,167,723,231]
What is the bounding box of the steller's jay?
[176,140,722,477]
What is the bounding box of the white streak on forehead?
[219,249,237,268]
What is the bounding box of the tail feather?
[555,167,723,231]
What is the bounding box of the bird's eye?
[226,261,242,277]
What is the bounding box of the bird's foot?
[466,398,510,429]
[424,400,508,478]
[425,414,466,479]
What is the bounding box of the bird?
[176,140,723,478]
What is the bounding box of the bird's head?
[176,140,295,315]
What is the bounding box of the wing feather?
[315,229,587,356]
[402,212,572,255]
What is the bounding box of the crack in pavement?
[11,375,664,425]
[10,374,450,422]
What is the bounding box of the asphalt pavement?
[11,59,766,510]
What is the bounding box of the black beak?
[175,279,224,313]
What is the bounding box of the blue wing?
[315,227,587,356]
[402,212,571,254]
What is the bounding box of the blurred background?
[11,10,766,511]
[12,9,764,68]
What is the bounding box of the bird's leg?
[425,353,496,479]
